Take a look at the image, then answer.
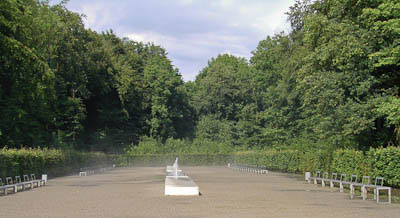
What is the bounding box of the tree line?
[1,0,399,153]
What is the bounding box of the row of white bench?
[228,163,269,175]
[79,166,113,176]
[309,171,392,204]
[0,174,46,196]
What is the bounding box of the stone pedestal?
[165,176,199,196]
[164,158,199,196]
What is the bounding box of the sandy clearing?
[0,166,399,218]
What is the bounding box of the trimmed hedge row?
[233,149,333,174]
[234,147,400,187]
[332,147,400,187]
[0,148,113,179]
[6,146,397,187]
[120,154,233,166]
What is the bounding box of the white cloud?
[177,0,193,6]
[65,0,295,81]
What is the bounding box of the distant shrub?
[121,154,233,166]
[0,147,113,179]
[125,136,234,155]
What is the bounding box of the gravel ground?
[0,166,399,218]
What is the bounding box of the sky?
[62,0,295,81]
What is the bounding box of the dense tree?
[192,54,252,121]
[0,0,55,147]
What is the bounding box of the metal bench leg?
[314,178,317,184]
[322,180,325,187]
[374,188,376,200]
[340,182,344,192]
[362,186,366,200]
[330,181,334,188]
[377,189,380,203]
[350,184,354,199]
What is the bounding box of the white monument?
[164,158,199,196]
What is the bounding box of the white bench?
[309,171,321,184]
[30,174,45,187]
[350,176,370,199]
[320,172,331,187]
[339,174,357,193]
[22,175,34,190]
[0,178,18,195]
[230,164,268,175]
[362,177,391,204]
[14,176,32,191]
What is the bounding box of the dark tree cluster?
[0,0,192,151]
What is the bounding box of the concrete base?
[166,171,186,177]
[166,166,183,173]
[165,177,199,196]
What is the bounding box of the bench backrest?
[0,178,3,186]
[362,176,370,185]
[315,171,321,178]
[331,173,338,180]
[15,176,21,183]
[23,175,30,182]
[350,174,357,183]
[6,177,13,185]
[30,174,36,181]
[323,172,329,179]
[375,177,384,186]
[340,174,347,181]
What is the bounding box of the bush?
[121,154,233,166]
[125,136,234,155]
[0,147,113,179]
[233,150,302,173]
[369,147,400,187]
[330,149,369,179]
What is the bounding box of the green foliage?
[231,146,400,187]
[234,150,301,173]
[0,0,192,150]
[331,149,370,179]
[195,115,236,145]
[120,154,233,166]
[369,146,400,187]
[330,147,400,187]
[192,54,252,121]
[233,148,331,174]
[0,147,112,179]
[376,96,400,144]
[125,136,233,155]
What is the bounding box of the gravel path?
[0,166,399,218]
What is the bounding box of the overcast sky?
[62,0,295,81]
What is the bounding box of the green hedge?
[330,147,400,187]
[233,149,332,174]
[0,148,113,179]
[368,147,400,187]
[330,149,370,180]
[120,154,233,166]
[233,147,400,187]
